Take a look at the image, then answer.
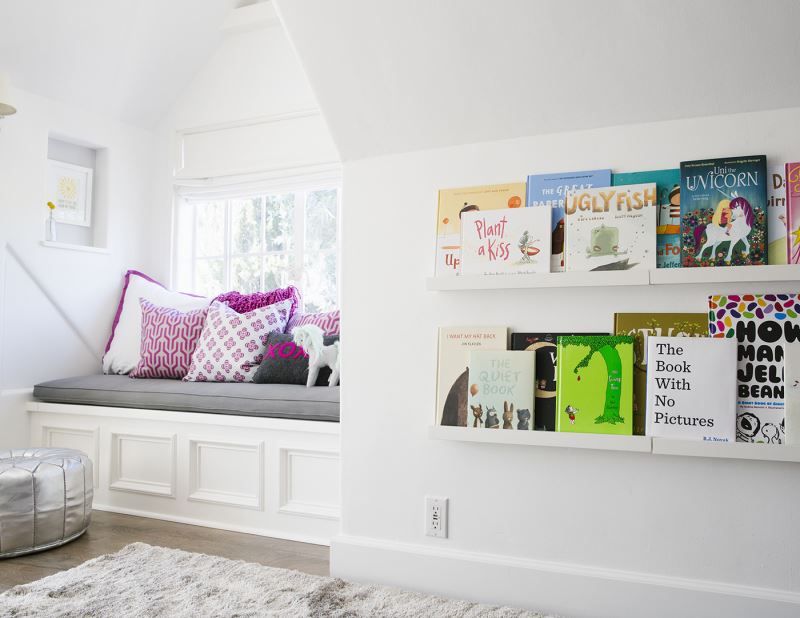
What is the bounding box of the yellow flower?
[47,201,56,210]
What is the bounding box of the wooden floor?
[0,510,329,593]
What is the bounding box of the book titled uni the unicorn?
[680,155,767,267]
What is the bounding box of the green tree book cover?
[555,335,634,435]
[614,313,708,436]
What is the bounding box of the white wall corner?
[221,2,280,35]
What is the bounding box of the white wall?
[0,87,156,448]
[335,107,800,617]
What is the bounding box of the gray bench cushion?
[33,375,339,422]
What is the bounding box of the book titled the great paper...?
[436,326,507,427]
[467,350,535,430]
[460,208,551,275]
[435,183,526,277]
[646,336,736,441]
[564,183,657,271]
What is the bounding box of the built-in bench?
[27,375,341,546]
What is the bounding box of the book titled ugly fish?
[467,350,535,430]
[563,183,657,271]
[526,169,611,272]
[680,155,767,267]
[460,208,551,275]
[613,170,681,268]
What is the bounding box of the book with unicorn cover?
[680,155,767,267]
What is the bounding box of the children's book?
[555,335,634,435]
[467,350,535,430]
[680,155,767,267]
[526,170,611,272]
[784,342,800,445]
[436,327,507,426]
[435,183,526,277]
[460,208,551,275]
[708,294,800,444]
[563,183,657,271]
[786,163,800,264]
[767,165,787,265]
[511,332,604,431]
[613,313,708,436]
[613,170,681,268]
[645,336,737,442]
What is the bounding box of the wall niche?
[44,134,110,252]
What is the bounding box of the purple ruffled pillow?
[215,286,301,322]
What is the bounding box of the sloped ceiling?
[0,0,237,128]
[276,0,800,161]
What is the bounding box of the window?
[177,187,339,312]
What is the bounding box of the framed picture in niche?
[46,159,93,226]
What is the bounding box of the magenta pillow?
[215,286,301,320]
[183,299,292,382]
[286,309,340,337]
[130,299,208,379]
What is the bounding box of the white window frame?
[173,179,340,310]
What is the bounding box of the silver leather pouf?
[0,448,93,559]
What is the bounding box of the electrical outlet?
[425,496,448,538]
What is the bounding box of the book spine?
[788,163,800,264]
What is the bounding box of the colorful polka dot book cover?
[709,293,800,444]
[680,155,767,267]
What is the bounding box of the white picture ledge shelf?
[40,241,110,255]
[429,426,800,463]
[426,264,800,291]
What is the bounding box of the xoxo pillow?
[183,299,292,383]
[253,332,339,386]
[130,299,208,379]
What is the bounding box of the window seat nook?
[33,375,340,422]
[26,376,341,546]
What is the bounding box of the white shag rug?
[0,543,553,617]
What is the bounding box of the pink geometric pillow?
[286,309,340,337]
[130,299,208,379]
[183,299,293,382]
[215,286,301,321]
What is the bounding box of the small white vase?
[46,211,57,242]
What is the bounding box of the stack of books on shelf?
[436,299,800,446]
[433,157,800,278]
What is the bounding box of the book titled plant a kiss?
[467,350,535,430]
[645,336,737,442]
[434,183,526,277]
[680,155,767,267]
[460,208,551,276]
[555,335,634,435]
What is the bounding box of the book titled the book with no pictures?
[645,336,737,441]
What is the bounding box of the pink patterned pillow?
[183,299,292,382]
[286,309,340,337]
[130,299,208,379]
[215,286,301,320]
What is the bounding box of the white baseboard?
[92,503,331,547]
[331,535,800,618]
